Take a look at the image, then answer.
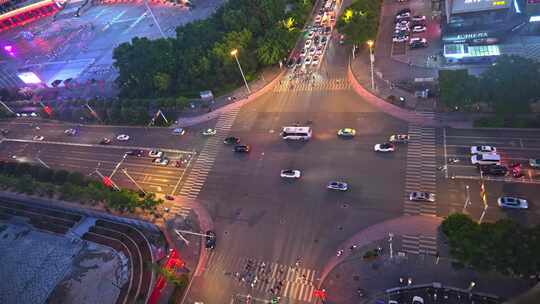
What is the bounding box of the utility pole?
[0,100,15,114]
[389,232,394,259]
[121,168,146,195]
[109,153,127,178]
[462,185,471,212]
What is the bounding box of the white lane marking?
[3,138,195,154]
[102,9,127,31]
[94,8,108,19]
[123,11,148,34]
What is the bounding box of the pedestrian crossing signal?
[313,289,326,299]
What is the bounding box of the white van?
[471,153,501,166]
[281,126,312,140]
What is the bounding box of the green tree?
[479,55,540,116]
[438,70,479,110]
[68,171,86,186]
[53,169,70,185]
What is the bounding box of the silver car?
[497,196,528,209]
[327,181,348,191]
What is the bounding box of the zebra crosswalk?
[273,77,350,92]
[400,234,438,256]
[403,124,438,216]
[204,252,317,303]
[170,108,240,215]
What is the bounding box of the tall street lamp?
[366,40,375,91]
[230,49,251,94]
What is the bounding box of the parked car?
[99,138,111,145]
[153,157,169,166]
[64,128,78,136]
[409,37,427,48]
[497,196,528,209]
[32,135,44,141]
[412,25,426,33]
[411,15,426,22]
[126,149,144,157]
[409,191,435,202]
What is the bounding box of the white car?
[389,134,409,143]
[497,196,528,209]
[409,191,435,202]
[308,30,315,38]
[312,56,320,65]
[32,135,44,141]
[116,134,130,141]
[202,128,217,136]
[470,145,496,154]
[337,128,356,137]
[393,36,408,43]
[316,49,324,56]
[173,128,186,135]
[64,128,78,136]
[309,47,316,55]
[411,15,426,22]
[149,149,163,158]
[304,56,312,65]
[412,296,425,304]
[154,157,169,166]
[305,39,312,47]
[412,25,426,33]
[280,169,301,179]
[374,143,395,152]
[396,20,410,26]
[327,181,348,191]
[529,158,540,168]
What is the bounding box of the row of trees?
[0,161,163,213]
[442,213,540,276]
[439,55,540,116]
[336,0,381,46]
[47,97,190,125]
[113,0,314,98]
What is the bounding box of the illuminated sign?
[17,72,42,84]
[456,32,488,40]
[492,0,506,5]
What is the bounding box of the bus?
[281,126,312,140]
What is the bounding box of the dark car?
[99,138,111,145]
[296,57,303,66]
[234,144,251,153]
[479,165,508,176]
[287,58,295,68]
[224,136,240,145]
[205,230,216,249]
[126,149,144,157]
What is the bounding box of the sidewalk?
[175,66,285,127]
[348,55,474,128]
[319,215,532,303]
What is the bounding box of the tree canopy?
[439,56,540,115]
[442,213,540,276]
[336,0,381,45]
[113,0,313,98]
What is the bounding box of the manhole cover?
[338,226,343,231]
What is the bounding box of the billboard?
[451,0,511,14]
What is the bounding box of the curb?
[176,69,287,127]
[317,215,442,290]
[347,60,437,127]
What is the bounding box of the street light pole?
[462,185,471,212]
[366,40,375,92]
[388,232,394,259]
[230,49,251,94]
[121,168,146,195]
